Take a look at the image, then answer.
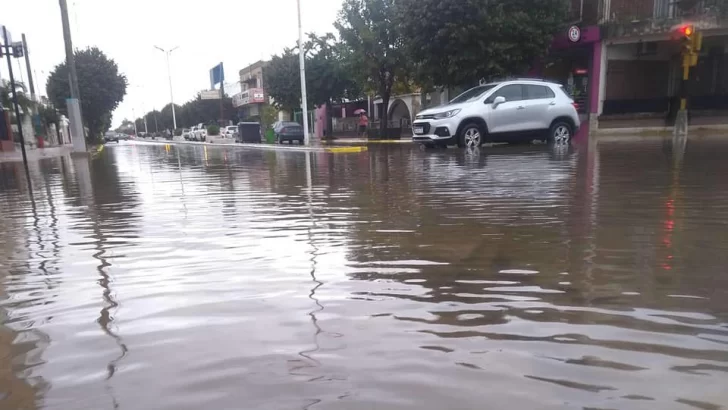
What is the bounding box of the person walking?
[358,111,369,138]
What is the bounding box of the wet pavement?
[0,139,727,409]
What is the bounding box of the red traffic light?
[677,24,694,38]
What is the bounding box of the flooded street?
[0,140,727,409]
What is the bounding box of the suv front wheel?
[457,123,484,149]
[548,121,573,145]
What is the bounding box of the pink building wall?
[314,105,327,139]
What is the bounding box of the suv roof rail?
[487,76,551,84]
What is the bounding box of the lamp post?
[297,0,310,145]
[154,45,179,130]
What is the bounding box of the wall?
[607,41,675,61]
[606,60,670,99]
[610,0,655,21]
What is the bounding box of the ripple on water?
[0,141,727,409]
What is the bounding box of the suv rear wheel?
[549,121,572,145]
[458,123,483,149]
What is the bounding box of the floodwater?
[0,139,727,410]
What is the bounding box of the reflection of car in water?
[416,145,578,207]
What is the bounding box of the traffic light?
[11,44,24,58]
[675,24,694,53]
[674,24,702,68]
[677,24,694,39]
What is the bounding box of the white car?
[190,124,207,142]
[412,79,580,148]
[223,125,238,139]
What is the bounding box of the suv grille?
[412,123,430,134]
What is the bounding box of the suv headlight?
[433,109,461,119]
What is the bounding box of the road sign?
[568,26,581,43]
[200,90,221,100]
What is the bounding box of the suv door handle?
[549,101,557,106]
[517,106,526,110]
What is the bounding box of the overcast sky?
[3,0,342,127]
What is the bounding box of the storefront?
[533,25,603,122]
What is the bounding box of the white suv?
[412,80,579,148]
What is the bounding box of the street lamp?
[154,45,179,130]
[297,0,310,145]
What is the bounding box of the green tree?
[266,48,302,118]
[306,33,363,137]
[46,47,127,144]
[398,0,568,88]
[335,0,410,137]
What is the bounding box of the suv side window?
[486,84,524,103]
[525,85,556,100]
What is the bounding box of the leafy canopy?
[336,0,410,134]
[46,47,127,143]
[266,49,303,115]
[397,0,569,88]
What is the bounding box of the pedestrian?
[358,112,369,138]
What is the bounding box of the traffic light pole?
[674,27,702,137]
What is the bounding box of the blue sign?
[210,63,224,88]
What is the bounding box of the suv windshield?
[450,84,497,104]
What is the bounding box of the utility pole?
[220,77,225,126]
[131,108,138,136]
[21,34,36,101]
[154,46,178,130]
[59,0,86,151]
[1,26,32,190]
[297,0,310,145]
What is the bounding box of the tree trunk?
[379,93,390,140]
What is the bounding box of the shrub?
[207,124,220,136]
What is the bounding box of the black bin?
[237,122,262,143]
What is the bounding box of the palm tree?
[0,81,33,117]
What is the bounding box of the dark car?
[272,121,304,144]
[103,132,119,143]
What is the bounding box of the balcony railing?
[606,0,724,23]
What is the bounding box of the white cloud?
[3,0,342,127]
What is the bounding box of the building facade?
[528,0,728,132]
[599,0,727,129]
[233,61,269,120]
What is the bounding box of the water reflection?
[0,139,726,409]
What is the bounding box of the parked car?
[104,132,119,143]
[190,124,207,142]
[223,125,238,139]
[182,128,192,140]
[412,79,580,148]
[272,121,305,144]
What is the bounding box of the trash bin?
[264,129,275,144]
[237,122,262,143]
[37,136,45,148]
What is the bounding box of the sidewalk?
[0,145,74,163]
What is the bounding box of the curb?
[131,139,368,154]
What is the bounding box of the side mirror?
[492,96,506,107]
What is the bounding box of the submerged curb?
[130,139,368,154]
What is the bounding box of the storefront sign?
[233,88,266,107]
[568,26,581,43]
